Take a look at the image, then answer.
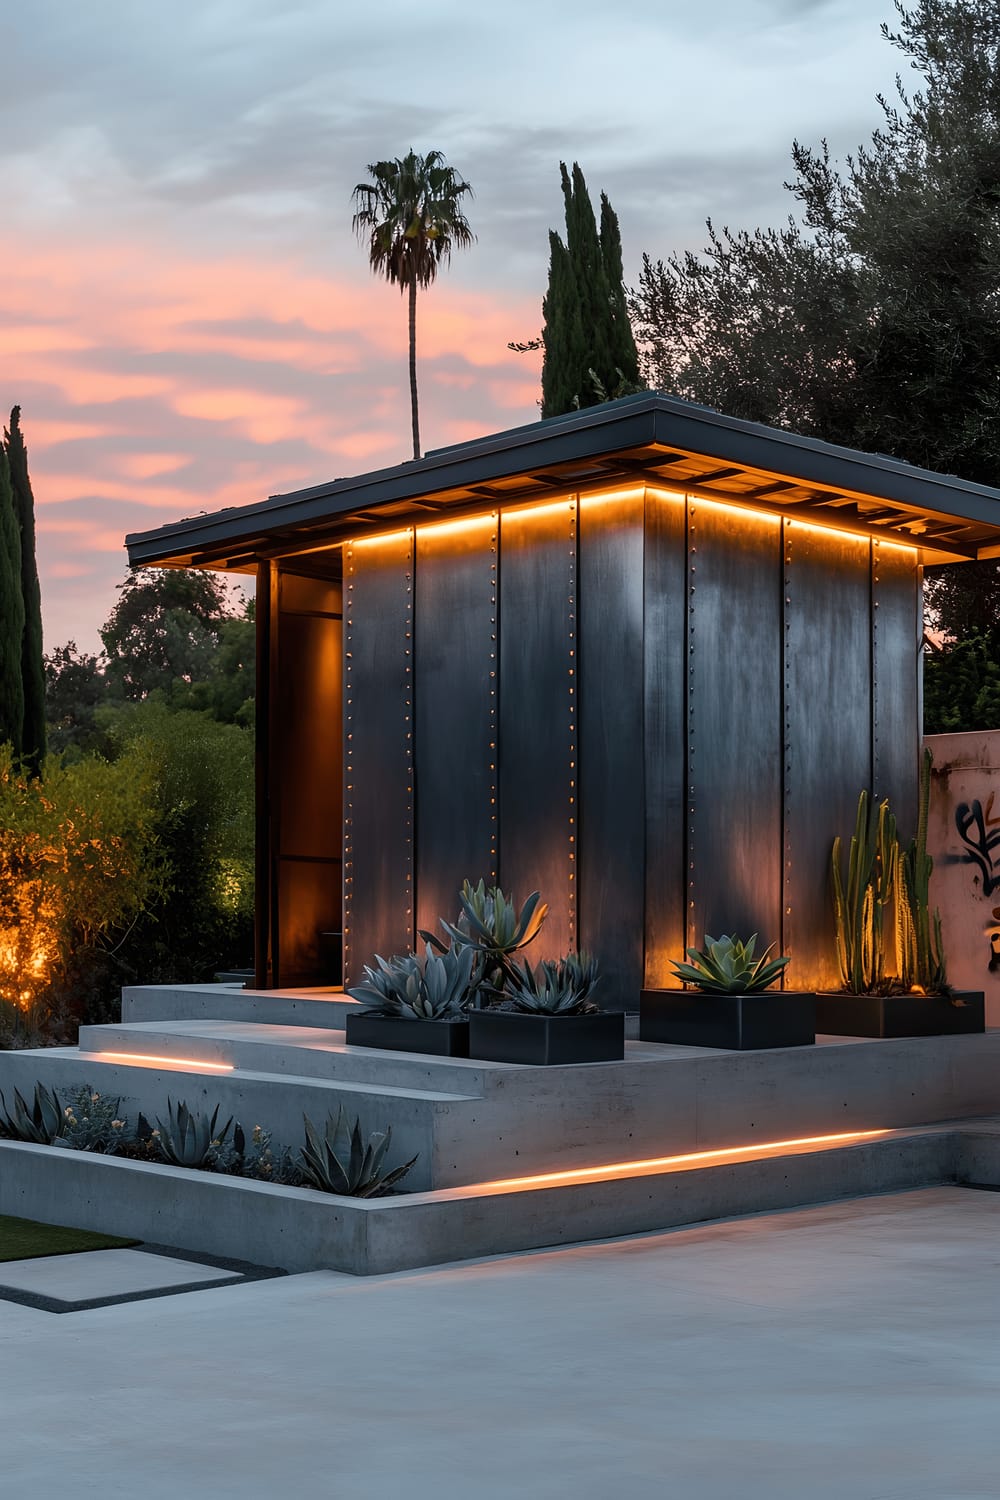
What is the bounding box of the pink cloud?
[0,225,543,650]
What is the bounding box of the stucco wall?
[925,731,1000,1024]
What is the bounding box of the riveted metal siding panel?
[414,516,499,941]
[687,501,783,947]
[343,532,414,983]
[578,490,645,1009]
[782,524,872,989]
[498,500,577,958]
[642,487,688,985]
[873,540,921,835]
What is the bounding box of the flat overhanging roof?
[124,393,1000,569]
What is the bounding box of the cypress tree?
[4,407,45,774]
[540,161,642,418]
[0,443,25,752]
[599,192,640,391]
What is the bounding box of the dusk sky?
[4,0,897,652]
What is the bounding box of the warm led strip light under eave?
[347,485,923,553]
[687,492,920,552]
[463,1129,893,1195]
[93,1051,234,1073]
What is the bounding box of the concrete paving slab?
[0,1247,241,1300]
[0,1187,997,1499]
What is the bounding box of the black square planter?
[815,990,985,1039]
[639,989,816,1050]
[468,1009,625,1065]
[344,1013,471,1057]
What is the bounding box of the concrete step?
[7,1025,1000,1193]
[121,983,359,1029]
[79,1020,493,1095]
[0,1120,969,1276]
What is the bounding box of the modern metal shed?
[125,394,1000,1003]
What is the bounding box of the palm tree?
[352,149,475,460]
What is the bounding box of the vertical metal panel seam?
[489,513,499,883]
[640,485,649,982]
[343,544,355,978]
[403,530,414,942]
[915,561,923,759]
[686,494,696,949]
[782,519,792,974]
[872,539,881,798]
[568,495,578,948]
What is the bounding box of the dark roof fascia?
[124,399,658,565]
[125,394,1000,566]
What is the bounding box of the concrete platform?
[4,1006,1000,1275]
[1,1187,998,1499]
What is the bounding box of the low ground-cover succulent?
[671,934,790,994]
[347,941,477,1019]
[506,951,601,1015]
[299,1104,417,1197]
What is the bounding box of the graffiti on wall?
[955,792,1000,896]
[953,792,1000,971]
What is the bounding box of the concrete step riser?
[0,1130,961,1276]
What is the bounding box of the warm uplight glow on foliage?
[0,743,168,1023]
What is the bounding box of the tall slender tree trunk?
[408,278,420,459]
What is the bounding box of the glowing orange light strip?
[415,513,497,541]
[502,498,577,523]
[350,528,413,549]
[93,1051,234,1073]
[689,494,920,551]
[468,1129,892,1194]
[346,482,921,553]
[577,486,645,507]
[787,517,919,552]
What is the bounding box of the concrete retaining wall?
[0,1128,962,1277]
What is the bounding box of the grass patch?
[0,1214,139,1262]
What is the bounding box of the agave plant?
[154,1099,233,1169]
[0,1082,67,1144]
[433,880,548,991]
[298,1105,417,1197]
[671,934,790,994]
[347,941,477,1019]
[506,951,601,1016]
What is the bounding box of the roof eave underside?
[124,397,1000,568]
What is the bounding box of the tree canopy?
[100,567,247,702]
[629,0,1000,653]
[352,148,474,459]
[535,162,641,418]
